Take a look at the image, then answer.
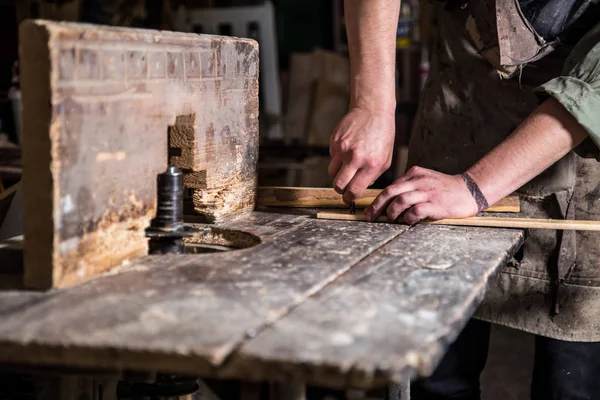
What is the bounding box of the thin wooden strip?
[256,186,520,213]
[316,211,600,231]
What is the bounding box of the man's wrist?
[458,172,489,212]
[350,97,396,116]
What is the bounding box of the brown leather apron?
[408,0,600,341]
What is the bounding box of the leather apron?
[408,0,600,341]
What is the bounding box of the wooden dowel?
[315,211,600,231]
[256,186,520,213]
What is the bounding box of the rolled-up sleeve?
[536,22,600,150]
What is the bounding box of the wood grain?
[223,225,523,388]
[0,211,523,388]
[0,212,406,383]
[20,20,258,288]
[316,211,600,231]
[256,187,520,213]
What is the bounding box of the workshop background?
[0,1,532,399]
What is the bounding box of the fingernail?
[365,210,372,221]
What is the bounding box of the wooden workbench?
[0,209,523,390]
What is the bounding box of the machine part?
[145,166,208,255]
[152,166,184,232]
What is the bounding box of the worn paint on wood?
[224,225,523,388]
[19,20,259,288]
[0,212,407,382]
[0,212,522,388]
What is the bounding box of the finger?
[333,164,359,195]
[328,157,343,178]
[365,181,416,221]
[385,191,429,221]
[403,203,435,225]
[343,168,379,204]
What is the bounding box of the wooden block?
[316,211,600,231]
[256,187,520,213]
[20,20,258,288]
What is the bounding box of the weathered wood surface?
[0,211,522,389]
[20,20,258,289]
[224,225,523,388]
[0,212,405,377]
[257,187,520,213]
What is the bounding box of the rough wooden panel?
[19,20,258,288]
[0,212,405,378]
[225,225,523,388]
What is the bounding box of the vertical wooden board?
[19,20,259,288]
[224,225,523,388]
[169,39,260,222]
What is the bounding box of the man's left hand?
[365,166,479,224]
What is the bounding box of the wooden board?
[316,210,600,231]
[20,20,258,289]
[225,225,523,388]
[257,187,520,213]
[0,212,407,382]
[0,211,523,388]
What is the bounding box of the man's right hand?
[328,106,395,204]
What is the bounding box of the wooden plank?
[256,187,520,213]
[316,211,600,231]
[256,187,382,209]
[20,20,258,289]
[0,212,406,379]
[224,225,523,388]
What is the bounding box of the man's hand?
[329,107,395,204]
[365,166,479,224]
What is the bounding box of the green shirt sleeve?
[536,22,600,150]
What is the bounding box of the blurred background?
[0,0,435,193]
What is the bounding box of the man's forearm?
[467,98,589,205]
[345,0,399,115]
